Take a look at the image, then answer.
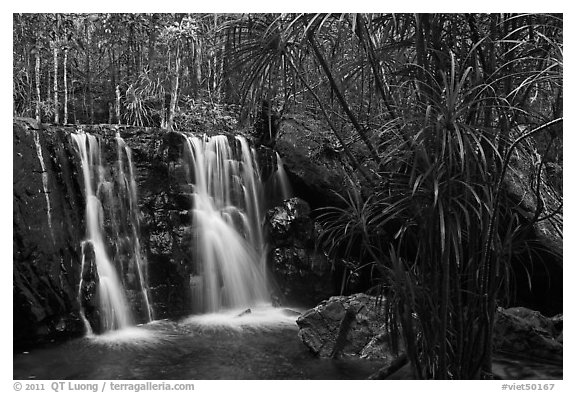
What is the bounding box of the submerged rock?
[296,293,402,365]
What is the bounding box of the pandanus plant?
[220,13,562,378]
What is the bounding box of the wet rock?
[281,309,301,317]
[550,313,563,334]
[237,309,252,317]
[266,197,314,248]
[270,248,334,306]
[493,307,563,362]
[272,114,354,209]
[503,136,562,315]
[296,293,402,364]
[266,198,336,306]
[13,120,86,347]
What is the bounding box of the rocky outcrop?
[494,307,563,362]
[504,136,563,316]
[13,119,87,345]
[272,114,355,210]
[266,198,336,306]
[296,294,402,366]
[297,295,562,375]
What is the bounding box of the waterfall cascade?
[71,130,270,330]
[183,134,269,313]
[274,152,293,202]
[72,132,133,332]
[116,133,154,322]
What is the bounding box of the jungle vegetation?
[13,13,563,379]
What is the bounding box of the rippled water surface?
[13,306,562,380]
[14,307,384,380]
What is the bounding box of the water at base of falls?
[182,303,299,332]
[14,310,561,380]
[13,312,390,380]
[183,134,269,313]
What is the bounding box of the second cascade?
[183,134,269,314]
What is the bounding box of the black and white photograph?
[11,9,565,385]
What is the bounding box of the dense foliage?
[13,13,562,379]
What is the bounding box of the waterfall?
[72,132,132,332]
[183,134,269,313]
[274,152,293,202]
[32,130,55,245]
[116,133,154,322]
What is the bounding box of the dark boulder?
[266,198,336,306]
[296,293,402,365]
[266,197,313,248]
[297,295,563,379]
[494,307,563,362]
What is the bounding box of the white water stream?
[183,134,269,313]
[72,132,132,332]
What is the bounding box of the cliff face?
[14,121,86,344]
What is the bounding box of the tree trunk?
[115,85,121,125]
[35,49,41,123]
[168,46,180,130]
[85,23,94,123]
[63,47,68,124]
[53,45,59,124]
[148,14,158,70]
[195,41,202,93]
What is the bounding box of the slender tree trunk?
[148,14,158,70]
[53,44,59,124]
[85,23,94,123]
[196,41,202,94]
[108,102,113,124]
[25,45,32,116]
[168,45,180,130]
[35,49,41,122]
[217,40,225,100]
[63,47,68,124]
[115,85,121,125]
